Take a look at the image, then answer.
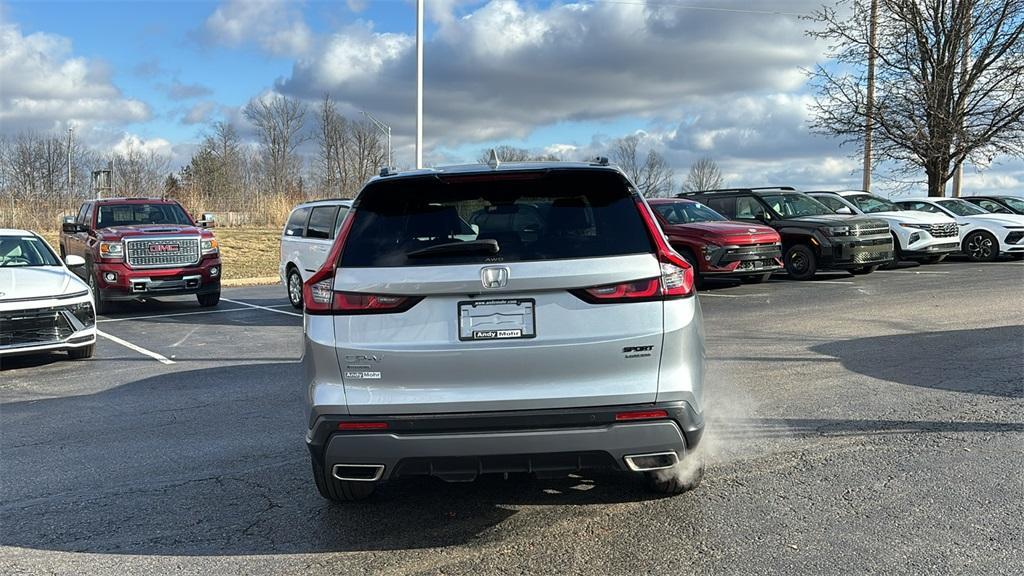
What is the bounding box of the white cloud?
[182,101,218,125]
[112,133,173,158]
[0,20,150,133]
[277,1,824,149]
[202,0,312,56]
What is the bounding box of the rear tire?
[197,291,220,307]
[286,267,304,309]
[783,244,817,280]
[312,457,377,502]
[963,231,999,262]
[850,265,878,275]
[740,273,771,284]
[67,345,94,360]
[920,254,947,264]
[645,451,704,495]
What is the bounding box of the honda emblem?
[480,266,510,289]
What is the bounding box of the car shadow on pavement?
[810,325,1024,398]
[0,362,662,557]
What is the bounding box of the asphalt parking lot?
[2,259,1022,576]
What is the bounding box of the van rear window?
[340,170,653,267]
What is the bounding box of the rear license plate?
[458,299,536,341]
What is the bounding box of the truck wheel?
[311,457,377,502]
[86,268,110,315]
[287,267,304,309]
[850,265,878,275]
[67,345,94,360]
[783,244,817,280]
[740,273,771,284]
[963,231,998,262]
[197,291,221,307]
[920,255,947,264]
[645,451,704,495]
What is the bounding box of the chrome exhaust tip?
[331,464,385,482]
[623,451,679,472]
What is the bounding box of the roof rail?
[677,186,796,197]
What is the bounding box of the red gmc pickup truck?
[59,198,222,313]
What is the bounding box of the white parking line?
[809,280,855,285]
[699,292,769,298]
[880,270,952,275]
[221,297,303,318]
[97,303,294,323]
[97,330,175,365]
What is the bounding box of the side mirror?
[62,215,75,225]
[835,206,853,215]
[197,213,216,228]
[65,254,86,268]
[754,210,770,223]
[62,221,84,234]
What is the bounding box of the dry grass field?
[37,227,282,283]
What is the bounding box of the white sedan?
[895,198,1024,262]
[0,229,96,361]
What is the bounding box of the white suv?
[896,197,1024,262]
[280,200,352,308]
[809,191,959,264]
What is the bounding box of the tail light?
[338,421,389,431]
[571,197,694,304]
[303,212,423,316]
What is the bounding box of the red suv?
[648,198,782,284]
[60,198,221,313]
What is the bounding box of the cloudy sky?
[1,0,1020,195]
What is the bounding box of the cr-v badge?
[480,266,510,289]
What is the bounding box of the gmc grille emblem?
[148,244,180,253]
[480,266,510,289]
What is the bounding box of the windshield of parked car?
[935,199,989,216]
[341,170,653,267]
[653,202,727,224]
[1001,197,1024,213]
[760,193,833,217]
[0,235,61,267]
[849,194,901,213]
[96,203,192,228]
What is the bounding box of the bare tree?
[476,145,562,163]
[807,0,1024,196]
[609,135,675,197]
[243,94,308,198]
[682,157,725,192]
[111,144,170,197]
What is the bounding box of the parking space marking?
[221,297,303,318]
[880,270,952,275]
[808,280,855,285]
[97,330,175,365]
[97,306,286,324]
[699,293,769,298]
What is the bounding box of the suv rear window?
[285,207,310,236]
[341,170,653,267]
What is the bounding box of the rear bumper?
[307,401,704,481]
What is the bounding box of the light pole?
[361,110,392,168]
[863,0,878,193]
[415,0,423,169]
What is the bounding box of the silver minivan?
[303,162,705,501]
[280,199,352,308]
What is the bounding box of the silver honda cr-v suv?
[303,161,705,501]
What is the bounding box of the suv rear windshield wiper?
[407,239,500,258]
